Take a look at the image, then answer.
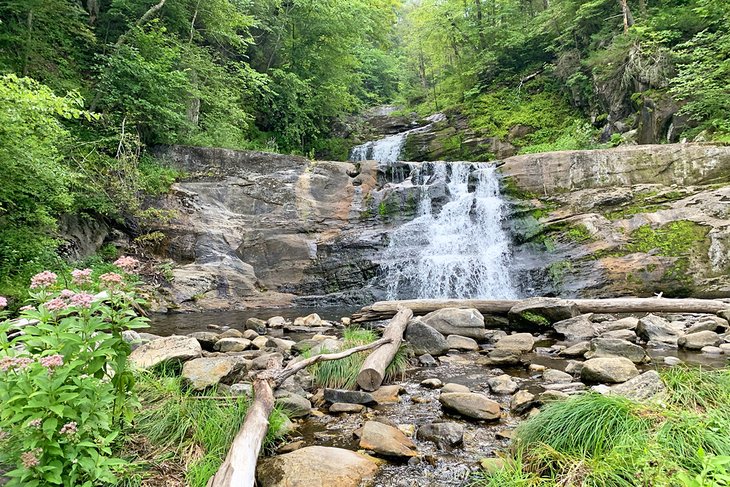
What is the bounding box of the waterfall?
[380,162,517,300]
[350,133,407,164]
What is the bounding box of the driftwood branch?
[357,309,412,391]
[207,336,393,487]
[352,298,730,322]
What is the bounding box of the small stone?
[398,424,416,437]
[664,356,682,365]
[678,331,722,350]
[553,314,597,341]
[181,356,248,390]
[495,429,513,440]
[480,458,505,474]
[599,317,638,332]
[271,337,295,352]
[251,352,283,370]
[560,341,590,357]
[494,333,535,353]
[720,344,730,353]
[329,403,365,414]
[446,334,480,351]
[246,318,267,334]
[277,440,305,453]
[441,383,470,394]
[276,393,312,418]
[538,390,569,402]
[418,354,438,367]
[252,335,273,350]
[371,385,403,404]
[243,329,259,340]
[341,317,352,326]
[412,396,430,404]
[528,407,541,418]
[565,360,583,375]
[215,337,252,353]
[268,316,287,328]
[487,374,519,395]
[542,369,573,384]
[229,383,253,396]
[294,313,323,327]
[510,390,535,414]
[421,378,443,389]
[188,331,219,351]
[600,329,637,341]
[529,364,547,372]
[130,335,202,369]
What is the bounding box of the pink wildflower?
[30,271,57,289]
[59,421,77,435]
[0,356,33,372]
[0,296,6,309]
[19,305,34,311]
[114,256,140,272]
[43,298,67,311]
[59,289,75,299]
[21,450,41,468]
[28,419,42,428]
[39,354,64,369]
[99,272,124,287]
[71,268,92,285]
[69,293,94,308]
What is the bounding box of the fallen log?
[356,308,413,391]
[352,298,730,322]
[207,336,393,487]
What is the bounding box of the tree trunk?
[352,298,729,322]
[207,337,394,487]
[619,0,634,33]
[474,0,486,50]
[356,308,413,391]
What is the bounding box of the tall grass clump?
[660,366,730,410]
[306,326,408,389]
[123,373,289,487]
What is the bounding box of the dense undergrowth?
[470,366,730,486]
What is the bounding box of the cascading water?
[350,116,517,300]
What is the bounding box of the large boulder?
[439,392,501,420]
[678,330,722,350]
[359,421,418,458]
[405,319,449,356]
[553,314,597,341]
[637,315,684,346]
[130,336,201,369]
[581,358,639,383]
[421,308,486,340]
[585,338,647,363]
[181,356,248,390]
[215,337,252,352]
[276,393,312,418]
[446,334,480,351]
[508,298,580,329]
[487,374,519,395]
[611,370,666,401]
[257,446,379,487]
[416,422,464,448]
[494,333,535,353]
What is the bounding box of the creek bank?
[142,303,730,486]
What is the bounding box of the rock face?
[257,446,379,487]
[581,358,639,383]
[359,421,418,458]
[405,319,449,356]
[130,336,201,369]
[439,392,501,420]
[421,308,486,340]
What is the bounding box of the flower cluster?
[59,421,77,435]
[0,296,7,309]
[69,293,94,308]
[28,419,42,428]
[21,450,41,469]
[30,271,57,289]
[113,256,140,272]
[0,356,34,372]
[99,272,124,287]
[43,298,67,311]
[71,268,92,285]
[39,354,64,370]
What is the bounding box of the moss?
[625,221,708,257]
[565,224,593,243]
[548,260,573,292]
[605,190,689,221]
[520,311,551,327]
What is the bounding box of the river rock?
[508,297,580,329]
[510,390,535,414]
[371,385,403,404]
[678,330,722,350]
[494,333,535,353]
[565,360,584,375]
[484,330,508,343]
[701,346,723,354]
[215,337,252,352]
[359,421,418,458]
[219,328,244,339]
[542,369,573,384]
[439,392,501,420]
[405,319,449,356]
[181,356,248,390]
[246,317,267,334]
[187,331,219,351]
[560,341,590,357]
[329,403,365,414]
[581,357,639,383]
[421,378,443,389]
[664,356,683,365]
[308,338,342,355]
[442,383,470,394]
[418,354,438,367]
[130,335,202,369]
[229,382,253,396]
[416,422,464,447]
[585,338,647,363]
[421,308,486,340]
[539,390,569,402]
[611,370,666,401]
[294,313,323,327]
[600,329,638,341]
[637,314,683,346]
[268,316,287,328]
[270,337,295,352]
[446,334,480,351]
[324,389,377,405]
[487,374,519,394]
[598,317,639,332]
[251,352,283,370]
[553,314,597,341]
[257,446,379,487]
[243,329,259,340]
[276,393,312,418]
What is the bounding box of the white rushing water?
[350,118,517,300]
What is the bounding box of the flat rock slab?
[586,338,647,363]
[371,385,404,404]
[329,403,365,414]
[446,334,480,351]
[130,336,201,369]
[257,446,379,487]
[215,337,252,352]
[359,421,418,458]
[181,356,248,390]
[324,389,377,405]
[439,392,501,421]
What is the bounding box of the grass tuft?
[660,366,730,410]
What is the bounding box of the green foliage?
[307,327,408,390]
[127,373,289,487]
[0,264,148,486]
[660,366,730,410]
[678,449,730,487]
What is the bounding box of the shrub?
[0,258,148,486]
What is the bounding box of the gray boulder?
[359,421,417,458]
[246,317,267,334]
[611,370,666,401]
[494,333,535,353]
[324,389,377,405]
[585,338,647,363]
[553,314,597,341]
[542,369,573,384]
[130,335,202,369]
[637,314,683,346]
[678,330,722,350]
[422,308,486,340]
[215,337,252,352]
[487,374,519,394]
[416,422,464,447]
[510,390,535,414]
[508,297,580,329]
[405,319,449,356]
[581,357,639,383]
[439,392,501,420]
[181,356,248,390]
[188,331,220,351]
[446,334,480,351]
[276,393,312,418]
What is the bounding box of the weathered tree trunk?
[352,298,729,322]
[618,0,634,32]
[356,308,413,391]
[207,337,393,487]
